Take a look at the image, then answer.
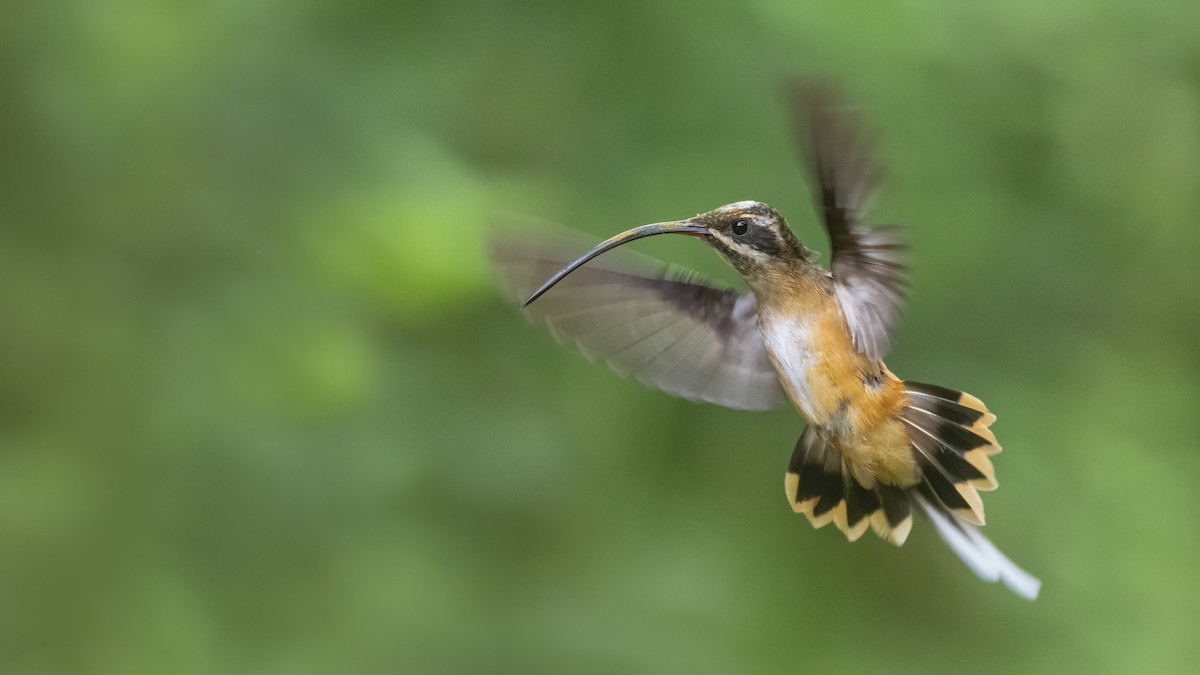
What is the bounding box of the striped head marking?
[695,201,809,273]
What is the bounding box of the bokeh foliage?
[2,0,1199,673]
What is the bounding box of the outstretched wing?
[793,81,908,362]
[490,236,785,411]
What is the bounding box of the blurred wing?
[793,81,908,361]
[490,237,786,411]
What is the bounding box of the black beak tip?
[520,290,543,308]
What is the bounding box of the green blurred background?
[3,0,1200,673]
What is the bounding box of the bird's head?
[691,201,810,276]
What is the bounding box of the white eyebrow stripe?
[728,200,763,210]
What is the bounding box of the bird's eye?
[731,219,749,235]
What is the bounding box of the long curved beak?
[522,220,708,308]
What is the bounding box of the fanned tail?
[899,380,1000,527]
[900,380,1038,599]
[783,380,1040,599]
[785,427,913,545]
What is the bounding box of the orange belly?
[760,305,918,489]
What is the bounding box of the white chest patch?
[761,316,820,421]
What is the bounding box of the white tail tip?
[916,494,1041,600]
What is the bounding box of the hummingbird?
[490,83,1039,599]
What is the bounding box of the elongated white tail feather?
[914,493,1041,600]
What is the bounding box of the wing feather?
[793,81,908,361]
[490,236,785,410]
